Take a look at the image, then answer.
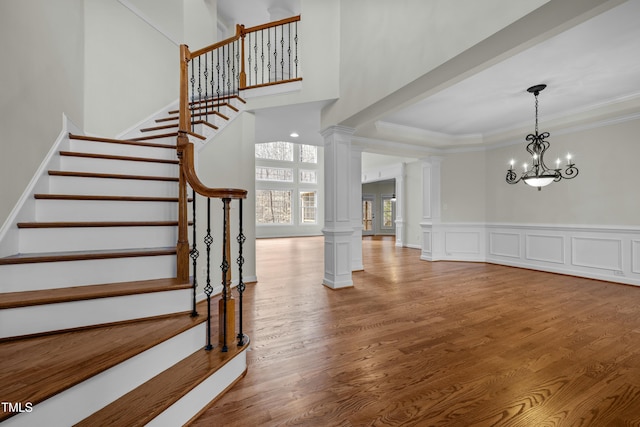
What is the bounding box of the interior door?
[362,196,374,236]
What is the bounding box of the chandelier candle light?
[506,84,578,190]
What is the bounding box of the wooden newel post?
[176,133,190,283]
[238,24,247,89]
[176,44,192,283]
[219,198,235,350]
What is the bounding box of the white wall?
[486,117,640,226]
[195,112,257,288]
[322,0,549,127]
[84,0,181,137]
[441,150,486,223]
[0,0,85,229]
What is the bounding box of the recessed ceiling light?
[290,132,299,138]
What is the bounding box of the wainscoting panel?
[632,240,640,274]
[443,229,483,261]
[572,237,622,272]
[526,234,565,264]
[488,232,520,258]
[455,223,640,287]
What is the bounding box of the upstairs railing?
[176,16,301,352]
[178,15,301,134]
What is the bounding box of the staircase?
[0,98,249,426]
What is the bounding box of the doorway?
[362,195,374,236]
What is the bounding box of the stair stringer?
[0,114,79,258]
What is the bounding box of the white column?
[394,163,406,247]
[350,146,364,271]
[321,126,355,288]
[420,156,443,261]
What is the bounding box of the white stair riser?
[60,156,178,177]
[0,255,176,292]
[69,140,177,160]
[19,226,183,254]
[0,288,192,339]
[147,348,248,427]
[48,175,178,197]
[2,323,206,427]
[36,199,185,222]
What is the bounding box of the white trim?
[0,114,80,257]
[418,222,640,287]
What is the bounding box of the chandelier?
[506,84,578,190]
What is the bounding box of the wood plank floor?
[191,236,640,426]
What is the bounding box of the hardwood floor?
[191,236,640,426]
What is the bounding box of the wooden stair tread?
[168,101,239,115]
[0,303,208,422]
[156,110,229,123]
[140,123,179,132]
[34,194,183,202]
[190,94,245,105]
[69,133,176,149]
[126,131,207,141]
[0,247,176,265]
[59,151,178,165]
[0,278,190,309]
[17,220,184,229]
[76,338,249,427]
[48,170,179,182]
[126,132,179,142]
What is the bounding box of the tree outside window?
[256,190,292,224]
[255,141,294,161]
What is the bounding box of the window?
[256,166,293,182]
[300,191,317,224]
[299,144,317,163]
[255,141,321,229]
[299,169,317,184]
[256,190,292,224]
[255,141,294,161]
[382,197,394,229]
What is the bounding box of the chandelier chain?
[534,93,539,135]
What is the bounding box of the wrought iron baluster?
[204,197,214,351]
[247,32,252,87]
[203,53,209,124]
[190,60,196,132]
[216,47,221,102]
[261,29,265,85]
[220,198,230,352]
[294,21,299,78]
[235,39,240,94]
[189,189,199,317]
[226,43,233,96]
[236,199,246,346]
[211,52,220,113]
[267,28,271,83]
[288,23,292,80]
[280,24,285,80]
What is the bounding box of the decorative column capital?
[320,125,356,139]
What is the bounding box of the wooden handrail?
[177,136,246,200]
[189,24,243,60]
[242,15,300,34]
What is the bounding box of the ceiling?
[220,0,640,153]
